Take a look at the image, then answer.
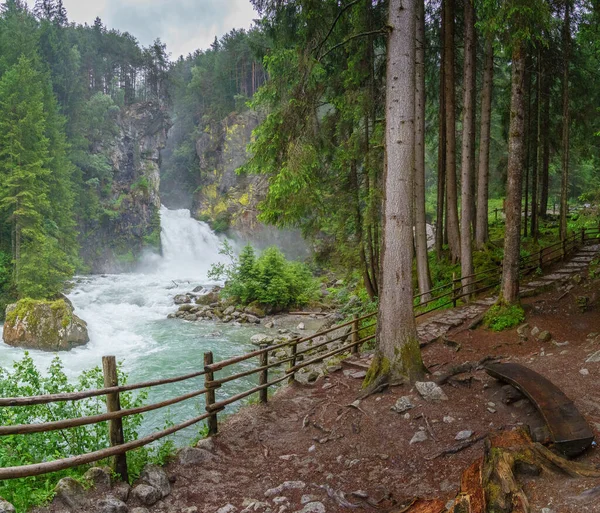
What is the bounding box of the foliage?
[483,304,525,332]
[0,354,178,512]
[208,242,318,309]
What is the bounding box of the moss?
[6,298,71,334]
[363,354,391,388]
[397,338,426,382]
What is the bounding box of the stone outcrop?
[2,298,89,351]
[80,101,171,272]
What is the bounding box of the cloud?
[26,0,257,59]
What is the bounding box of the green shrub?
[483,304,525,332]
[0,354,173,512]
[208,243,318,309]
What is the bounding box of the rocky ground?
[30,248,600,513]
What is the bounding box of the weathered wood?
[289,335,376,372]
[102,356,128,482]
[351,314,359,354]
[485,362,594,456]
[259,346,269,403]
[204,352,218,436]
[289,341,297,384]
[0,411,212,480]
[0,386,208,436]
[0,367,207,407]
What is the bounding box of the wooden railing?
[1,227,598,481]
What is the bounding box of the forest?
[1,0,600,510]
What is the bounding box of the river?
[0,206,271,444]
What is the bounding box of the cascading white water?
[0,206,265,441]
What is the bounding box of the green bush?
[208,243,318,309]
[0,354,173,512]
[483,304,525,332]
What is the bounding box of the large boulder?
[2,299,89,351]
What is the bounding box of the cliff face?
[193,110,267,233]
[192,110,310,259]
[80,101,171,272]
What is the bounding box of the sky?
[25,0,258,60]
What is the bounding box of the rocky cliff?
[192,110,310,258]
[80,101,171,272]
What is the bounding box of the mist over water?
[0,206,267,442]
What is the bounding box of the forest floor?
[40,249,600,513]
[125,253,600,513]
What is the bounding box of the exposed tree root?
[401,428,600,513]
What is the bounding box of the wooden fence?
[0,227,598,481]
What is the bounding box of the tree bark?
[531,50,541,241]
[523,64,531,238]
[501,41,526,304]
[460,0,476,295]
[435,11,446,261]
[443,0,460,263]
[559,0,571,241]
[414,0,432,303]
[369,0,424,385]
[539,70,551,219]
[475,35,493,249]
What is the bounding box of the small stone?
[296,503,325,513]
[112,482,131,503]
[443,416,456,424]
[216,505,237,513]
[279,454,296,461]
[455,430,474,441]
[391,396,415,414]
[586,350,600,363]
[54,477,87,509]
[487,407,497,413]
[273,497,290,505]
[264,321,275,329]
[182,508,198,513]
[530,326,541,338]
[580,368,590,376]
[84,466,111,490]
[351,490,369,499]
[0,500,15,513]
[403,413,411,420]
[265,481,306,497]
[552,340,569,347]
[487,402,496,407]
[409,431,428,444]
[516,323,529,338]
[130,509,151,513]
[297,322,306,330]
[415,381,448,401]
[139,464,170,498]
[178,446,214,466]
[350,371,367,379]
[131,484,161,506]
[300,495,316,504]
[97,496,128,513]
[537,330,552,343]
[195,437,215,452]
[308,444,316,453]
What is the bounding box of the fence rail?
[1,226,599,481]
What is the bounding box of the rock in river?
[3,298,89,351]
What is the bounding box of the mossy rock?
[3,298,89,351]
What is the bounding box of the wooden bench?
[484,362,594,457]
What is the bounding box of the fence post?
[102,356,128,482]
[452,272,458,308]
[259,345,269,404]
[288,340,298,384]
[351,314,359,354]
[204,351,218,436]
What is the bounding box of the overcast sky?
[26,0,258,59]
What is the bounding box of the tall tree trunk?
[444,0,460,263]
[559,0,571,241]
[523,65,531,238]
[415,0,432,302]
[539,67,550,219]
[460,0,476,295]
[475,35,494,249]
[369,0,424,385]
[531,50,541,240]
[435,11,446,261]
[501,41,526,304]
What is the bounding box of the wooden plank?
[485,362,594,456]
